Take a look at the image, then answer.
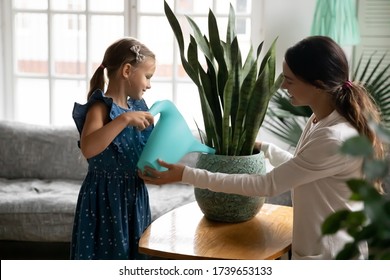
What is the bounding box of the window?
[2,0,126,125]
[1,0,254,129]
[354,0,390,73]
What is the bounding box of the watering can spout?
[137,100,215,172]
[189,141,216,155]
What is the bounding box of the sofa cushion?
[0,178,81,242]
[0,177,195,242]
[0,121,87,180]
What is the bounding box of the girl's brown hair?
[87,37,155,100]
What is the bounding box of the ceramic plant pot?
[194,152,266,223]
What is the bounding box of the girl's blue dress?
[71,90,153,259]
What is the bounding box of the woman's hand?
[138,159,185,185]
[254,141,262,153]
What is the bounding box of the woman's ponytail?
[334,82,384,160]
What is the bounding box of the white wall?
[253,0,316,74]
[252,0,316,149]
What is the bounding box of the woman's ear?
[314,80,325,89]
[122,63,132,78]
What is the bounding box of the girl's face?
[280,61,318,107]
[127,58,156,100]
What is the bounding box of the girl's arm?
[80,101,153,159]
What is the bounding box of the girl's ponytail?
[87,64,106,100]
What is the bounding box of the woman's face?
[280,61,318,107]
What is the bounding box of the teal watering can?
[137,100,215,172]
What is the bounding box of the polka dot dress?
[71,90,153,259]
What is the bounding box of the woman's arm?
[140,132,360,197]
[261,142,293,167]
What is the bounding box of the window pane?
[237,18,251,56]
[50,0,86,11]
[143,82,173,125]
[15,13,48,75]
[139,16,173,78]
[13,0,47,10]
[139,0,173,14]
[176,83,201,131]
[216,0,251,14]
[15,78,50,124]
[176,0,213,14]
[53,14,86,76]
[90,16,124,69]
[89,0,123,12]
[143,82,173,107]
[52,80,87,126]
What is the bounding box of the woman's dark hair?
[87,37,155,100]
[285,36,384,191]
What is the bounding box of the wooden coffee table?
[139,201,293,260]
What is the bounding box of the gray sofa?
[0,120,196,259]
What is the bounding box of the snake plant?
[164,1,282,156]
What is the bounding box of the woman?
[139,36,384,259]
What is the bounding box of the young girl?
[72,37,156,259]
[139,36,384,260]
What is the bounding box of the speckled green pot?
[194,152,266,223]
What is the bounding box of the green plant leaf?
[241,57,272,155]
[363,158,389,181]
[208,8,228,97]
[221,63,236,154]
[322,210,350,234]
[346,179,381,201]
[263,113,304,147]
[164,1,200,87]
[226,3,236,44]
[231,60,258,154]
[339,135,373,157]
[186,16,214,63]
[335,242,359,260]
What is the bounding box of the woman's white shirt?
[182,110,367,259]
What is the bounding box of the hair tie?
[343,80,353,89]
[130,45,145,63]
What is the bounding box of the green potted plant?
[164,1,282,222]
[322,124,390,259]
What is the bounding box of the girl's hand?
[138,159,185,185]
[126,111,154,130]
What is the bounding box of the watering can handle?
[148,100,167,117]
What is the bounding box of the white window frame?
[0,0,260,126]
[0,0,135,124]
